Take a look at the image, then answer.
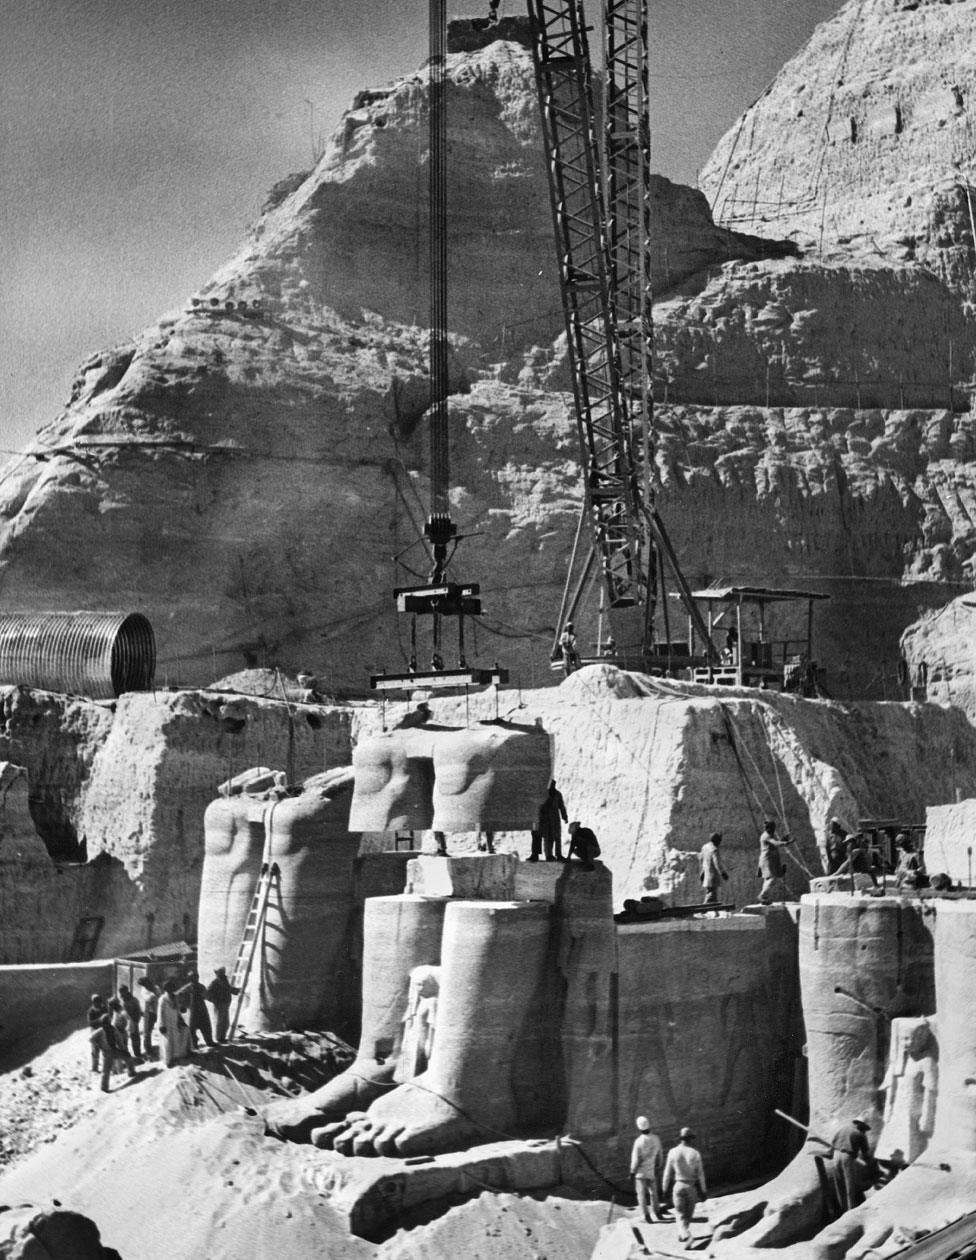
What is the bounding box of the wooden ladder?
[226,861,279,1040]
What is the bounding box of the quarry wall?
[616,906,801,1181]
[1,669,975,963]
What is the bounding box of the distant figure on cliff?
[206,967,237,1043]
[821,818,848,875]
[828,1115,878,1215]
[117,984,143,1060]
[559,622,580,675]
[699,832,730,905]
[178,971,215,1049]
[630,1115,663,1224]
[567,819,600,870]
[159,980,191,1067]
[663,1126,707,1244]
[757,819,793,904]
[87,994,107,1074]
[528,779,568,862]
[137,977,159,1061]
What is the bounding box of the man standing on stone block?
[631,1115,664,1223]
[699,832,729,905]
[528,778,568,862]
[757,819,793,904]
[663,1126,707,1244]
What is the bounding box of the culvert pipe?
[0,611,156,698]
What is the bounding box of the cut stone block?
[404,853,518,900]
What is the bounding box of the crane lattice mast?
[527,0,716,665]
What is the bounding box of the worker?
[630,1115,664,1224]
[559,621,580,675]
[158,979,191,1067]
[699,832,730,905]
[757,819,794,904]
[529,779,568,862]
[117,984,143,1060]
[662,1127,707,1245]
[723,626,738,665]
[137,977,159,1061]
[90,1014,122,1093]
[821,818,848,875]
[87,993,107,1073]
[178,971,215,1049]
[828,1115,879,1215]
[104,1007,137,1082]
[567,819,601,870]
[835,832,879,891]
[206,967,236,1043]
[433,831,449,857]
[894,834,927,890]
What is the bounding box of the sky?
[0,0,841,455]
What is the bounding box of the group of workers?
[528,780,602,868]
[630,1117,708,1245]
[698,817,932,908]
[631,1110,884,1244]
[86,967,237,1091]
[698,819,797,906]
[820,819,928,889]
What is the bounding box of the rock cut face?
[700,0,976,298]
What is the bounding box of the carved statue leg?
[431,723,551,832]
[319,899,552,1158]
[347,730,436,833]
[197,794,267,979]
[809,900,976,1260]
[263,894,446,1142]
[712,896,935,1246]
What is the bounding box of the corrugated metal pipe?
[0,611,156,699]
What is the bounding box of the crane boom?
[527,0,717,666]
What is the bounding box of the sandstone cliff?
[4,21,976,697]
[699,0,976,299]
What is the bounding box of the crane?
[371,0,507,696]
[373,0,717,694]
[525,0,719,672]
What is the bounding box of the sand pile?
[0,1028,608,1260]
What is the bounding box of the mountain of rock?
[700,0,976,296]
[3,14,976,697]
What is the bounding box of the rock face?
[3,668,976,962]
[5,29,960,697]
[700,0,976,300]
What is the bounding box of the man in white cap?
[630,1115,663,1223]
[663,1126,707,1244]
